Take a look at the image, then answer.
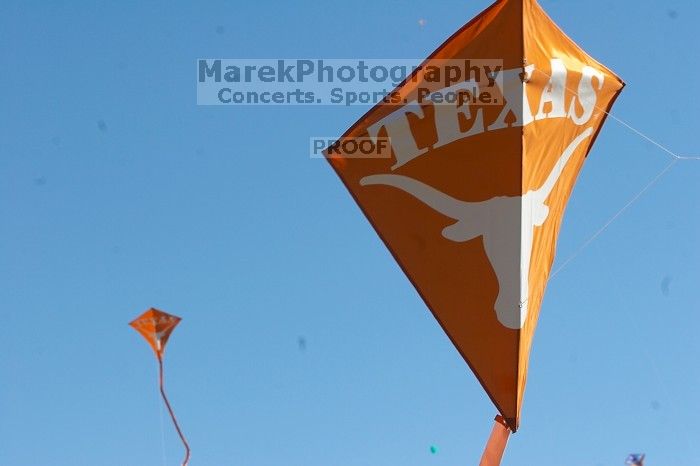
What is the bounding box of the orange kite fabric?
[129,307,181,359]
[325,0,623,431]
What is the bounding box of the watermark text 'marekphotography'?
[197,58,504,106]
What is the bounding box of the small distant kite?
[130,308,190,466]
[626,453,645,466]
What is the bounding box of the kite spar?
[130,308,191,466]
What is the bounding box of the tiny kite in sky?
[626,453,646,466]
[130,308,191,466]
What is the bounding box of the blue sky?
[0,1,698,465]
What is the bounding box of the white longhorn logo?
[360,127,593,329]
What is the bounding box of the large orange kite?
[325,0,623,461]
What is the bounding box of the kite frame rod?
[158,357,191,466]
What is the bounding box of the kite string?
[603,112,700,161]
[158,357,191,466]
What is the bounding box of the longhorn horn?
[535,127,594,201]
[360,174,474,220]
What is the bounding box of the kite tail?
[158,357,191,466]
[478,415,510,466]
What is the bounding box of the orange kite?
[324,0,623,461]
[130,308,191,466]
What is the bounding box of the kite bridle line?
[549,157,677,279]
[525,67,699,279]
[158,355,191,466]
[530,67,700,161]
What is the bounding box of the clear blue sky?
[1,1,698,465]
